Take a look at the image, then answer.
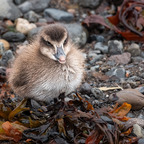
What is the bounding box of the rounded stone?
[0,39,10,50]
[2,32,26,42]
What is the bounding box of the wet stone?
[0,50,15,67]
[24,11,41,23]
[14,0,26,5]
[127,43,141,57]
[0,0,22,20]
[78,0,102,8]
[2,31,26,42]
[64,23,88,47]
[0,42,5,56]
[19,0,51,13]
[44,8,74,22]
[80,83,92,94]
[108,40,123,55]
[94,42,108,54]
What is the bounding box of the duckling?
[8,24,84,101]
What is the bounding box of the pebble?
[89,54,104,65]
[106,67,125,79]
[0,39,10,51]
[78,0,102,8]
[0,0,22,20]
[127,43,141,57]
[133,124,144,138]
[64,23,88,47]
[90,65,100,71]
[94,42,108,54]
[128,76,141,81]
[14,0,26,5]
[44,8,74,22]
[108,52,131,64]
[88,34,105,43]
[132,56,144,62]
[24,11,41,23]
[16,18,37,35]
[2,31,26,42]
[18,0,51,13]
[27,27,43,40]
[138,138,144,144]
[138,114,144,120]
[108,40,123,55]
[135,86,144,95]
[80,83,92,94]
[0,50,15,67]
[0,42,5,56]
[91,88,104,99]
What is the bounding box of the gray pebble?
[2,31,26,42]
[44,8,74,22]
[24,11,41,22]
[108,40,123,55]
[91,88,104,99]
[94,42,108,53]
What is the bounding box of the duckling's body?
[8,24,84,101]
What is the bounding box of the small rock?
[24,11,41,23]
[88,34,105,43]
[106,67,125,79]
[127,43,141,57]
[38,18,47,23]
[101,116,114,124]
[90,65,99,71]
[0,50,15,67]
[138,138,144,144]
[133,124,144,138]
[138,114,144,120]
[94,42,108,54]
[64,23,88,47]
[92,99,100,105]
[0,42,5,56]
[109,89,144,110]
[132,56,144,62]
[14,0,26,5]
[108,40,123,55]
[80,83,92,94]
[135,87,144,95]
[108,52,131,64]
[141,51,144,58]
[126,118,144,128]
[16,18,37,34]
[0,0,22,20]
[128,76,141,81]
[18,0,51,13]
[44,8,74,22]
[0,39,10,51]
[91,88,104,99]
[89,54,104,65]
[78,0,103,8]
[2,31,26,42]
[27,27,43,40]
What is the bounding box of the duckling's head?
[39,24,70,64]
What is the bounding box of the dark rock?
[106,67,125,79]
[91,88,104,99]
[44,8,74,22]
[78,0,103,8]
[27,27,43,40]
[0,42,5,56]
[128,76,141,81]
[64,23,88,47]
[89,54,104,65]
[136,87,144,95]
[126,43,141,57]
[108,52,131,64]
[94,42,108,54]
[80,83,92,94]
[101,116,114,124]
[19,0,51,13]
[24,11,41,22]
[0,0,22,20]
[0,50,15,67]
[14,0,26,5]
[2,31,26,42]
[138,138,144,144]
[132,57,144,62]
[108,40,123,55]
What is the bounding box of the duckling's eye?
[46,41,53,47]
[64,37,68,45]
